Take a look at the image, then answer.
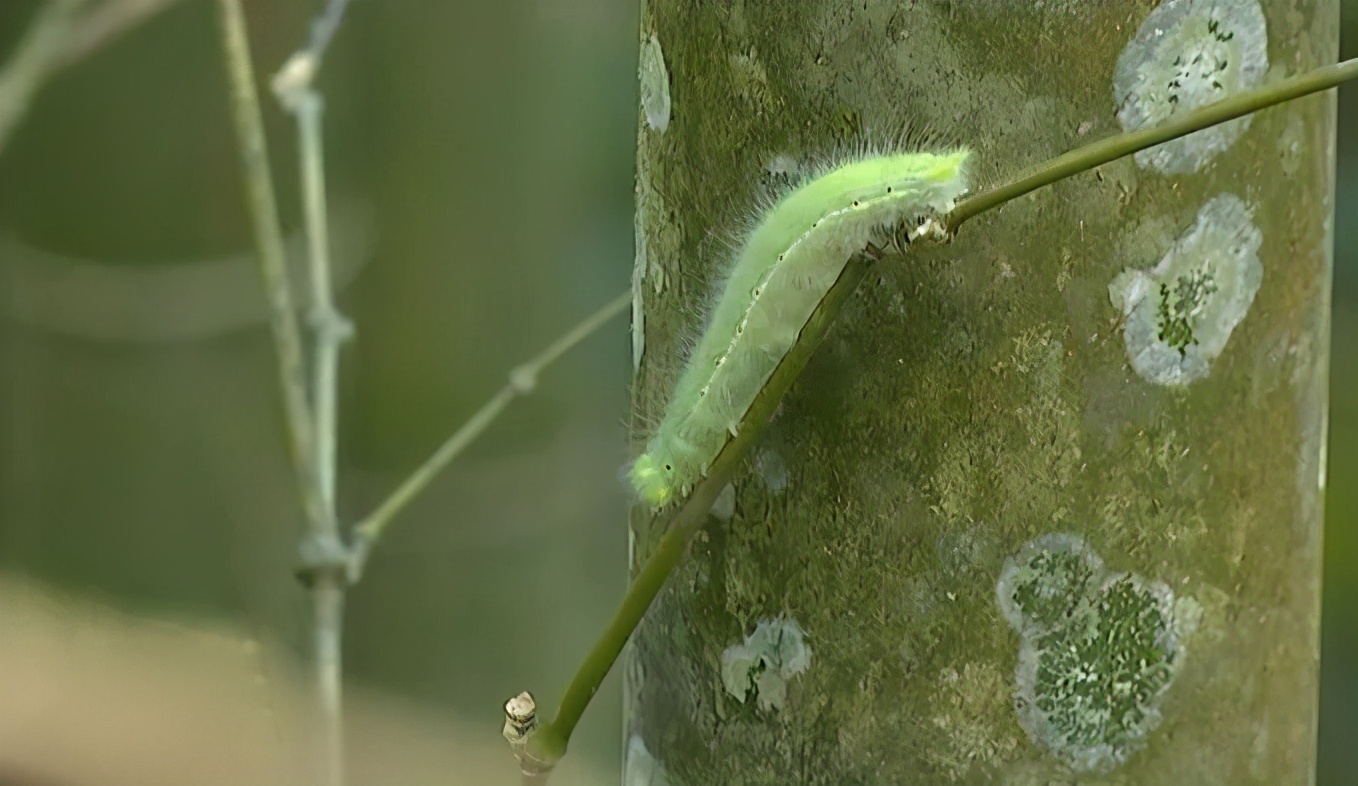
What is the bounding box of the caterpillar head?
[629,453,675,508]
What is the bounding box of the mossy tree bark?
[626,2,1335,784]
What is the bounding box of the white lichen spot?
[1113,0,1269,173]
[633,154,676,303]
[631,281,646,371]
[624,733,670,786]
[720,618,811,712]
[754,448,789,494]
[631,186,649,371]
[1278,113,1306,178]
[711,482,736,520]
[937,524,999,583]
[766,154,801,177]
[1110,193,1263,386]
[998,534,1194,773]
[638,34,671,133]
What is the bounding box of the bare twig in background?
[217,2,348,785]
[350,290,631,568]
[278,90,351,536]
[225,2,628,782]
[0,0,85,155]
[53,0,185,71]
[215,0,326,535]
[288,89,350,786]
[272,0,353,98]
[0,0,186,157]
[268,0,359,781]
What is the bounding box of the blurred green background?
[0,0,1352,783]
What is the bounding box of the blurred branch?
[223,1,624,781]
[351,290,632,568]
[217,3,348,786]
[0,0,84,156]
[215,0,325,537]
[53,0,184,70]
[0,0,185,157]
[267,2,358,782]
[271,0,353,99]
[274,60,352,532]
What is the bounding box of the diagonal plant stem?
[53,0,186,71]
[272,0,354,101]
[302,0,354,66]
[508,253,876,779]
[351,290,632,565]
[0,0,84,156]
[506,55,1358,781]
[947,57,1358,231]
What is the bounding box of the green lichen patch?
[996,533,1104,636]
[1018,574,1180,772]
[999,536,1192,774]
[1109,193,1263,386]
[1155,265,1220,354]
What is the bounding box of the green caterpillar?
[630,148,971,507]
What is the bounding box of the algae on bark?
[627,2,1335,783]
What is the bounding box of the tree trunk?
[625,2,1336,784]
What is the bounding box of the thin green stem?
[526,256,875,771]
[289,90,350,528]
[216,0,326,538]
[302,95,337,510]
[269,3,357,782]
[947,56,1358,231]
[515,55,1358,778]
[351,290,632,556]
[313,579,346,786]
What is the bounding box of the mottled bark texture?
[625,2,1336,785]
